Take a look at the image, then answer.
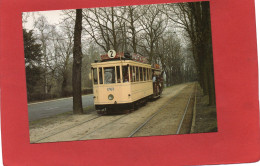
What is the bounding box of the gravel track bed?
[29,83,193,143]
[132,84,195,137]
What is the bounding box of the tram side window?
[140,67,143,81]
[136,67,139,81]
[146,68,149,81]
[144,68,147,81]
[99,67,103,84]
[93,68,98,84]
[104,67,116,84]
[130,66,134,82]
[132,66,136,82]
[130,66,132,82]
[116,66,121,83]
[123,65,129,82]
[150,69,152,80]
[147,68,150,80]
[147,68,149,80]
[148,69,150,80]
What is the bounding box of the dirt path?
[29,83,193,143]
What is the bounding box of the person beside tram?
[152,74,156,83]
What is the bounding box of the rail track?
[32,83,196,143]
[128,83,196,137]
[32,115,101,143]
[78,113,130,140]
[33,109,134,143]
[176,91,193,134]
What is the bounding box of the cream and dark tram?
[91,50,163,113]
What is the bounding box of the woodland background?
[23,1,215,105]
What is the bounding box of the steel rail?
[128,84,195,137]
[176,85,194,134]
[33,115,101,143]
[33,84,195,142]
[34,101,143,142]
[128,87,187,137]
[127,109,164,137]
[190,83,198,133]
[78,113,129,140]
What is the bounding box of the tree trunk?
[129,7,137,53]
[187,1,215,105]
[202,2,216,105]
[208,63,216,105]
[72,9,83,114]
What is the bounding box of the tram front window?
[104,67,116,84]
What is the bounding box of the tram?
[91,50,163,113]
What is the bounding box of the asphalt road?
[28,94,94,121]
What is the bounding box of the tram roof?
[91,59,152,68]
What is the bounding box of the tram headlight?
[108,94,114,100]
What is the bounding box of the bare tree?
[34,16,53,95]
[155,33,183,86]
[49,20,74,96]
[24,3,205,103]
[138,5,168,63]
[165,2,215,105]
[115,6,142,53]
[82,7,125,52]
[72,9,83,114]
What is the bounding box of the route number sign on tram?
[108,50,116,58]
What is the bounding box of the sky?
[23,10,63,30]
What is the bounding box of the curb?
[28,94,93,105]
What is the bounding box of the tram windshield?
[104,67,116,84]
